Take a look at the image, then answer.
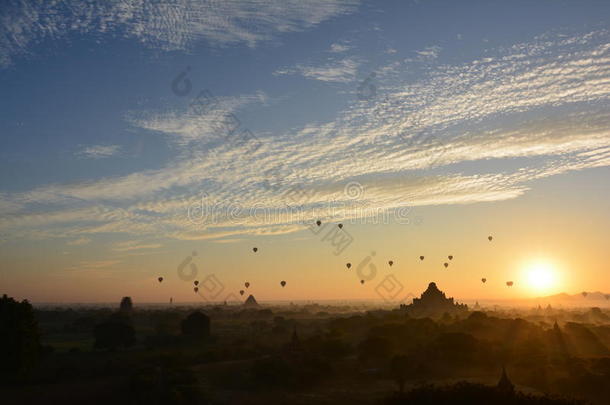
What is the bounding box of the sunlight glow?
[524,260,558,293]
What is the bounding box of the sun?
[524,260,558,292]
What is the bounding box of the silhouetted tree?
[383,381,585,404]
[433,332,480,366]
[94,313,135,350]
[154,311,181,336]
[250,354,331,390]
[181,311,210,338]
[0,295,40,383]
[120,296,133,313]
[390,355,410,393]
[304,335,351,360]
[358,335,394,367]
[130,366,209,404]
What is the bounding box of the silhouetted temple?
[400,282,468,315]
[282,326,305,361]
[119,296,133,313]
[244,294,259,307]
[287,326,301,352]
[497,367,515,395]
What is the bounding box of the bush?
[93,313,135,350]
[383,382,584,405]
[250,355,331,390]
[0,294,40,383]
[130,366,209,405]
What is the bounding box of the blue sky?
[1,0,609,302]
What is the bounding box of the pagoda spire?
[497,366,515,395]
[291,325,299,344]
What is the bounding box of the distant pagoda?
[244,294,259,308]
[400,282,468,315]
[497,367,515,395]
[287,326,301,352]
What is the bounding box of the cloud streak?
[275,57,360,83]
[76,145,122,159]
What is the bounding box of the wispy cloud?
[128,91,267,148]
[76,145,122,159]
[112,240,163,252]
[329,42,352,53]
[0,0,360,67]
[275,58,360,83]
[65,260,121,271]
[414,45,441,60]
[67,237,91,246]
[211,238,245,244]
[401,45,443,64]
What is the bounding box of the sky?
[0,0,609,304]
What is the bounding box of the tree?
[383,381,585,404]
[94,313,135,350]
[0,295,40,382]
[358,336,394,367]
[181,311,210,338]
[130,366,209,404]
[390,355,410,393]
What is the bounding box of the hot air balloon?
[481,278,487,283]
[444,262,449,268]
[506,281,513,287]
[280,280,286,287]
[346,263,351,269]
[360,280,365,284]
[239,290,244,296]
[245,282,250,288]
[194,287,199,292]
[338,224,343,229]
[582,291,588,298]
[158,277,163,283]
[448,255,453,260]
[488,236,493,241]
[388,260,394,267]
[419,256,425,261]
[194,280,199,286]
[316,220,322,226]
[252,247,258,252]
